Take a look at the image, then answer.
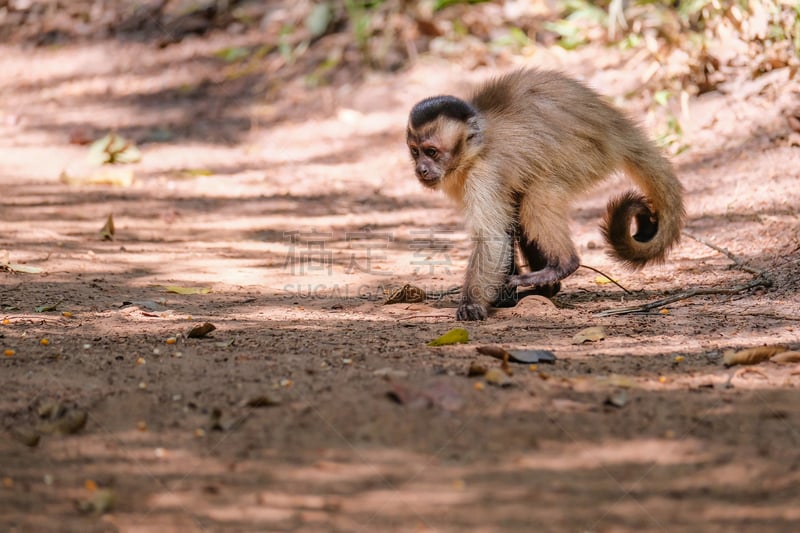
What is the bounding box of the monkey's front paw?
[456,303,488,321]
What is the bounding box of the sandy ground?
[1,32,800,532]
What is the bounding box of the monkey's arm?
[457,169,515,321]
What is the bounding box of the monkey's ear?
[465,116,484,144]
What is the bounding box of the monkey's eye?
[409,146,419,157]
[424,147,438,159]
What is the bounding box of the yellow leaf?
[60,166,134,187]
[99,213,115,241]
[87,133,141,165]
[428,328,469,346]
[185,168,214,177]
[384,284,426,304]
[572,326,606,344]
[594,275,615,284]
[164,286,211,295]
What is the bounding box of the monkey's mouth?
[416,173,441,188]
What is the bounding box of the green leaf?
[305,3,332,39]
[35,301,62,313]
[654,90,671,107]
[428,328,469,347]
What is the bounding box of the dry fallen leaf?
[476,345,509,359]
[165,286,212,295]
[428,328,469,346]
[3,263,43,274]
[37,410,88,435]
[485,368,512,387]
[99,213,115,241]
[467,361,488,377]
[0,250,43,274]
[723,345,789,366]
[77,489,115,515]
[60,166,135,187]
[87,133,141,165]
[604,389,628,408]
[187,322,216,338]
[35,301,62,313]
[770,351,800,364]
[572,326,607,344]
[384,284,426,304]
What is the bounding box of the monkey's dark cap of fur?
[409,95,476,129]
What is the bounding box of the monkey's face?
[406,139,448,188]
[406,118,469,189]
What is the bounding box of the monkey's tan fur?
[407,69,685,321]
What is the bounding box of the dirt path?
[1,35,800,532]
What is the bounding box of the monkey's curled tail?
[601,142,686,269]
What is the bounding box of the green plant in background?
[434,0,489,10]
[652,90,688,154]
[489,26,531,53]
[345,0,382,55]
[545,0,608,49]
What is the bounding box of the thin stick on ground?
[682,232,767,277]
[596,232,772,317]
[579,264,632,294]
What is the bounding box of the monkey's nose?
[418,166,428,177]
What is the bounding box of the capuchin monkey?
[406,69,685,321]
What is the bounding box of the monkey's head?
[406,95,482,189]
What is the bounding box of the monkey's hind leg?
[515,238,563,297]
[508,195,579,289]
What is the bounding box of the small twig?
[596,232,772,317]
[579,264,632,294]
[596,277,768,317]
[682,232,767,277]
